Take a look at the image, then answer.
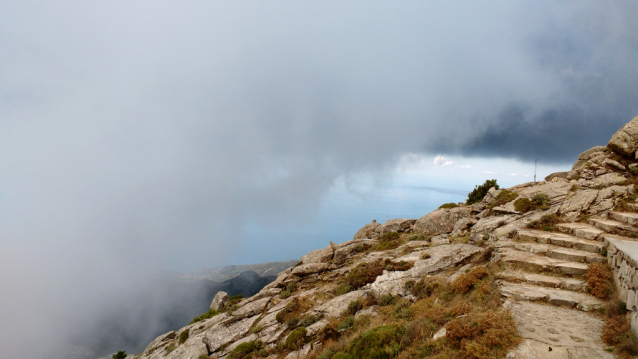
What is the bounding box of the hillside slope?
[129,115,638,359]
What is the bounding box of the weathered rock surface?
[231,296,271,319]
[408,244,482,277]
[291,263,329,276]
[608,114,638,157]
[312,290,369,317]
[414,207,472,235]
[203,314,261,353]
[353,221,381,240]
[301,246,333,264]
[210,291,229,311]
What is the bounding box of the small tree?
[113,351,127,359]
[467,179,499,205]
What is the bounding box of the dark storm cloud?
[1,1,637,358]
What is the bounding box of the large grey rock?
[602,158,626,171]
[452,217,477,234]
[578,173,627,188]
[414,207,472,235]
[353,221,381,240]
[578,146,607,161]
[369,270,412,297]
[231,296,271,320]
[589,185,633,215]
[301,246,333,264]
[203,314,261,353]
[333,240,377,265]
[608,115,638,157]
[162,336,208,359]
[470,215,516,242]
[142,331,177,355]
[312,290,369,317]
[408,244,482,277]
[210,291,229,311]
[544,171,569,182]
[291,263,329,276]
[378,218,416,236]
[559,189,598,221]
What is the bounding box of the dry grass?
[344,260,385,289]
[452,266,489,294]
[527,213,561,232]
[585,263,613,299]
[445,310,521,359]
[601,301,638,358]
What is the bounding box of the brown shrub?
[445,310,521,359]
[603,317,629,345]
[345,260,384,289]
[384,258,414,271]
[452,266,489,294]
[373,231,402,251]
[585,263,613,299]
[527,213,561,231]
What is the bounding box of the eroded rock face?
[231,296,271,319]
[414,207,472,235]
[312,290,369,318]
[203,314,260,353]
[408,244,482,277]
[378,218,417,236]
[301,246,334,264]
[333,240,377,265]
[559,189,599,221]
[608,114,638,157]
[291,263,329,276]
[353,221,381,240]
[210,291,229,311]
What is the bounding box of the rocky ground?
[128,116,638,359]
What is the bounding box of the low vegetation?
[452,266,489,294]
[488,189,519,211]
[112,352,127,359]
[514,193,550,213]
[601,301,638,358]
[373,231,403,251]
[228,340,266,359]
[344,260,385,289]
[438,202,458,209]
[280,282,297,299]
[286,327,308,350]
[178,329,189,345]
[190,294,245,324]
[586,263,613,299]
[527,213,561,232]
[467,179,499,205]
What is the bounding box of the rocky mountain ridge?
[127,115,638,359]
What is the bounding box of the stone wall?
[605,237,638,337]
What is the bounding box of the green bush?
[285,327,307,350]
[374,231,402,251]
[532,193,550,209]
[467,179,499,205]
[347,325,403,358]
[229,340,262,359]
[112,351,127,359]
[337,316,355,331]
[513,197,531,212]
[377,294,396,306]
[345,261,384,289]
[300,314,319,327]
[345,299,363,316]
[331,353,352,359]
[178,329,189,345]
[190,308,220,324]
[438,202,458,209]
[335,284,352,296]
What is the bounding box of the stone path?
[498,211,638,357]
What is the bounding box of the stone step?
[516,229,604,254]
[555,222,604,241]
[601,233,638,245]
[496,270,587,291]
[498,281,603,312]
[510,241,605,264]
[628,203,638,211]
[497,248,589,275]
[588,217,638,234]
[610,211,638,226]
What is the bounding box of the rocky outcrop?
[300,246,333,264]
[608,115,638,157]
[210,291,229,311]
[353,218,416,240]
[413,207,472,235]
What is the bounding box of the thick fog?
[1,1,638,358]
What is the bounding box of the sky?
[1,1,638,358]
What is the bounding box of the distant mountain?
[182,260,299,282]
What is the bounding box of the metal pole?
[534,159,537,183]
